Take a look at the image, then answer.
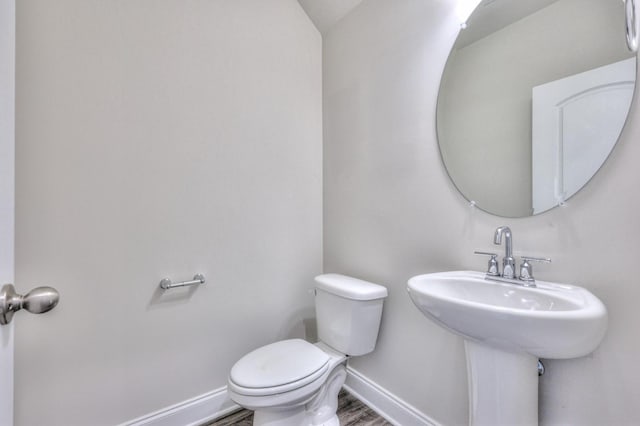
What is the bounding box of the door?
[532,57,635,214]
[0,1,15,425]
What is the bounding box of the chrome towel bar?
[159,274,205,290]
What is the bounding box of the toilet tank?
[314,274,388,356]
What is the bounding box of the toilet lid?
[229,339,330,390]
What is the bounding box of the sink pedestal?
[465,341,538,426]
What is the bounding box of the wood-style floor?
[206,389,392,426]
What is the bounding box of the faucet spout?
[494,226,512,258]
[494,226,515,278]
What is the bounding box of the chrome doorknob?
[0,284,60,325]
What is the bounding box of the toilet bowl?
[227,274,388,426]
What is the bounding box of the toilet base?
[253,408,308,426]
[313,414,339,426]
[253,412,339,426]
[251,363,347,426]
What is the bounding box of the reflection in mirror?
[437,0,636,217]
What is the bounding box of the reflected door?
[532,58,635,214]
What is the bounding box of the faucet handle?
[474,251,499,276]
[519,256,551,282]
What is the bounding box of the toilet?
[227,274,388,426]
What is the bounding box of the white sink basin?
[407,270,607,359]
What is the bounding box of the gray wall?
[15,1,322,425]
[324,0,640,425]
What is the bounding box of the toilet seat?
[228,339,330,397]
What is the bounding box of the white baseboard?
[121,386,240,426]
[343,366,441,426]
[122,367,438,426]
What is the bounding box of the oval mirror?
[437,0,636,217]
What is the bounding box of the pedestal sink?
[407,271,607,426]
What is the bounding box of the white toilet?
[227,273,388,426]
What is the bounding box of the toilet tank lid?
[314,274,388,301]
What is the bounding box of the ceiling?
[457,0,560,47]
[297,0,364,35]
[297,0,562,42]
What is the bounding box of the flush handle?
[0,284,60,325]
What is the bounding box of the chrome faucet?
[494,226,515,279]
[474,226,552,287]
